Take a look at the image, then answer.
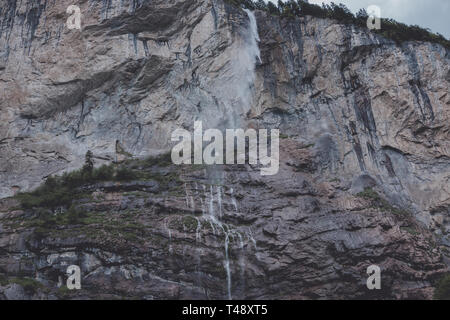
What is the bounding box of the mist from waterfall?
[229,8,261,126]
[244,8,261,61]
[213,9,261,299]
[207,8,261,129]
[174,8,262,300]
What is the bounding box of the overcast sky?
[267,0,450,39]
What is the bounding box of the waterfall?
[182,180,260,299]
[209,185,215,217]
[224,232,232,300]
[219,10,260,298]
[195,217,202,243]
[175,9,261,299]
[229,8,261,124]
[230,187,238,212]
[217,186,222,218]
[204,8,261,129]
[243,9,261,63]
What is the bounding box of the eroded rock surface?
[0,0,449,299]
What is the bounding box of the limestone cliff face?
[0,0,449,299]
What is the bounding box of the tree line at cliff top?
[225,0,450,49]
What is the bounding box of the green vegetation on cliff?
[434,274,450,300]
[15,151,176,210]
[356,188,410,216]
[225,0,450,49]
[16,163,134,209]
[0,276,44,295]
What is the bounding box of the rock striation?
[0,0,449,299]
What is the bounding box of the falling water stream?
[210,8,261,301]
[169,8,261,300]
[243,8,262,64]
